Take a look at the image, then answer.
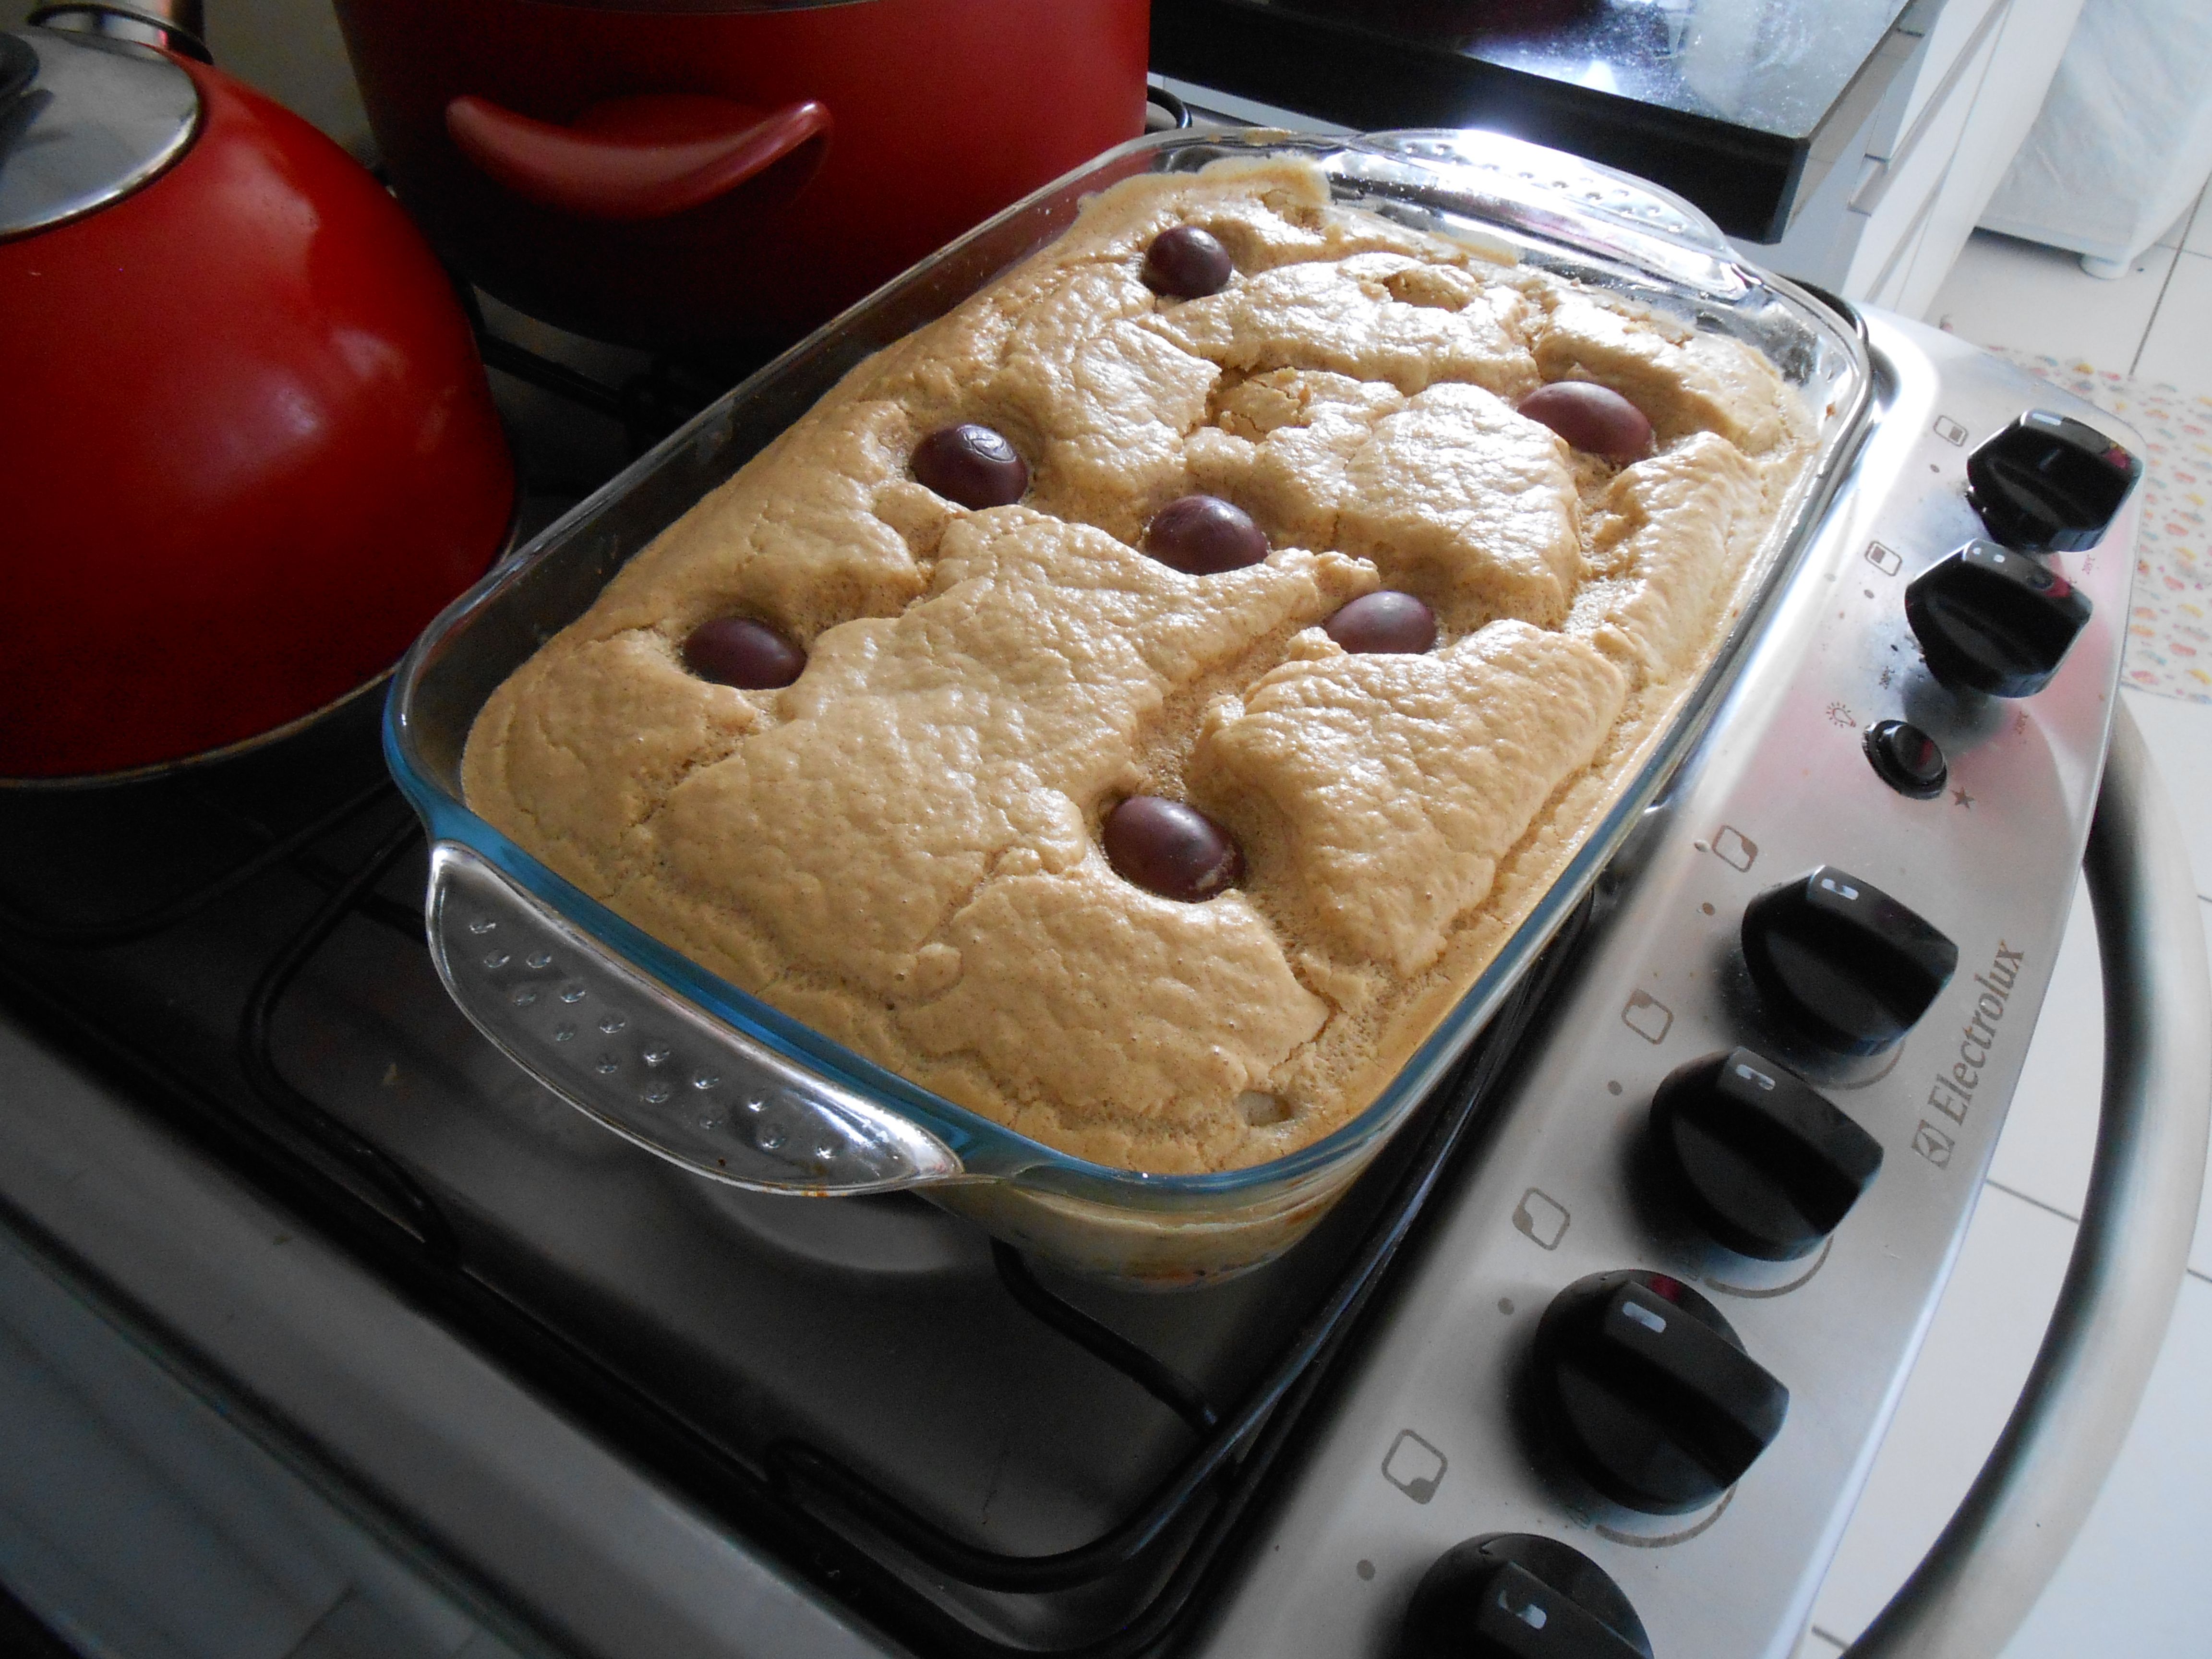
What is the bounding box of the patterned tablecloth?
[1995,347,2212,704]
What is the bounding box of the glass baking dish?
[386,127,1872,1285]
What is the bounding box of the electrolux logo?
[1912,940,2027,1169]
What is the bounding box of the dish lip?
[385,124,1876,1204]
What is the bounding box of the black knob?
[1743,866,1959,1055]
[1403,1534,1653,1659]
[1967,409,2140,553]
[1863,718,1947,799]
[1650,1049,1884,1259]
[1532,1271,1788,1515]
[1905,539,2092,697]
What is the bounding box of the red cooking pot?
[0,22,514,782]
[331,0,1151,352]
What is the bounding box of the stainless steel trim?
[29,0,209,61]
[1182,317,2155,1659]
[1844,703,2212,1658]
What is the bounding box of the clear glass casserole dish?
[386,127,1872,1286]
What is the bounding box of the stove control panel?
[1196,315,2143,1659]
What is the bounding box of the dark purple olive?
[1517,381,1655,463]
[1141,225,1235,299]
[682,616,805,689]
[1103,796,1242,902]
[1142,494,1268,575]
[1324,591,1437,654]
[912,422,1029,508]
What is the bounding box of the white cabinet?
[1743,0,2087,316]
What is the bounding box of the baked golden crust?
[462,157,1814,1174]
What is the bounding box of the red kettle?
[0,20,515,782]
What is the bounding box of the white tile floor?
[1930,187,2212,395]
[1797,216,2212,1656]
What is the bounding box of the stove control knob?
[1864,718,1948,799]
[1533,1271,1788,1515]
[1905,539,2093,697]
[1743,867,1959,1055]
[1402,1534,1652,1659]
[1967,409,2140,553]
[1651,1048,1883,1259]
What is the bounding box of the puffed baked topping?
[462,158,1812,1173]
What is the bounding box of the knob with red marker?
[1905,539,2092,698]
[1966,409,2139,554]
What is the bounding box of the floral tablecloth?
[1995,348,2211,703]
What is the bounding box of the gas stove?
[1,255,2204,1659]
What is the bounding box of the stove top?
[0,294,2157,1659]
[0,625,1571,1656]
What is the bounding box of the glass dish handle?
[425,842,964,1195]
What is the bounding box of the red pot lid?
[0,27,199,240]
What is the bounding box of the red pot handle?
[445,92,830,224]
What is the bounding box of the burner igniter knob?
[1532,1271,1789,1515]
[1864,719,1947,799]
[1651,1048,1883,1260]
[1742,867,1959,1055]
[1905,539,2092,697]
[1401,1534,1652,1659]
[1967,409,2140,553]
